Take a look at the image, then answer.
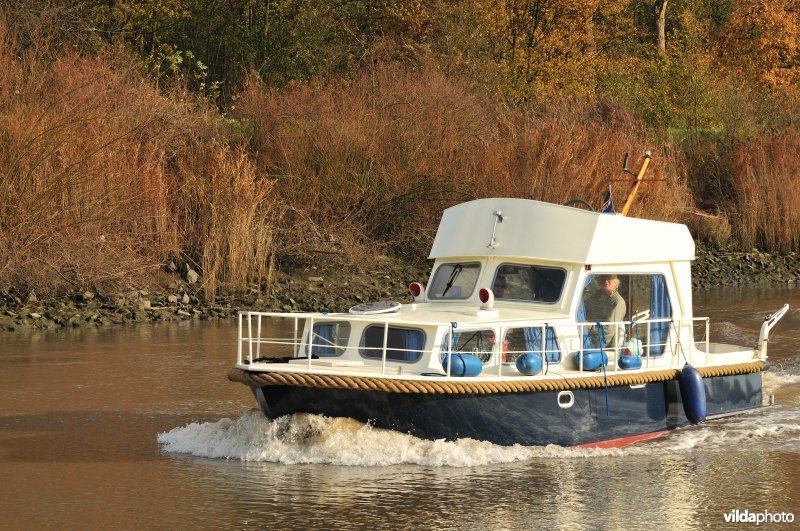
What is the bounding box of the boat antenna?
[620,150,652,216]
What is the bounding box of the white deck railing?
[237,311,712,378]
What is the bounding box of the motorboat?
[228,190,788,447]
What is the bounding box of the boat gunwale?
[228,360,767,394]
[234,356,762,381]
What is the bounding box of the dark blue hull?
[251,372,763,446]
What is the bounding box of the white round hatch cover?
[348,301,402,315]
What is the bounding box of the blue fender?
[516,353,543,375]
[618,355,642,370]
[574,349,608,371]
[442,353,483,377]
[679,363,707,424]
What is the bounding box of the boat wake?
[764,370,800,395]
[158,370,800,466]
[157,410,576,466]
[637,407,800,453]
[712,320,758,346]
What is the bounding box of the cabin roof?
[428,198,695,264]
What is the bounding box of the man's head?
[598,274,620,295]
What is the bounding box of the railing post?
[256,314,262,361]
[237,312,243,364]
[540,324,546,374]
[293,317,299,358]
[308,317,314,370]
[247,313,253,363]
[381,321,389,375]
[447,322,456,378]
[683,319,688,364]
[671,319,677,368]
[497,327,504,378]
[705,317,710,361]
[579,324,584,372]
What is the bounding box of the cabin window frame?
[305,322,351,357]
[491,263,567,304]
[427,261,482,300]
[577,272,673,357]
[359,325,427,363]
[504,326,562,363]
[439,328,497,364]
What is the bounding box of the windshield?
[491,263,566,303]
[428,262,481,300]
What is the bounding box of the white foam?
[158,410,565,466]
[637,416,800,453]
[158,400,800,467]
[764,370,800,392]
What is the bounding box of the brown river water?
[1,285,800,529]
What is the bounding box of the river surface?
[1,286,799,529]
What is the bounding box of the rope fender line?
[228,361,766,395]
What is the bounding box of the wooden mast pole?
[620,151,652,216]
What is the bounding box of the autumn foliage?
[1,2,800,299]
[237,67,688,265]
[0,21,274,299]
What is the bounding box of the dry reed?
[237,66,692,265]
[0,17,276,299]
[173,147,275,302]
[730,135,800,253]
[0,17,710,301]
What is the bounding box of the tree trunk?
[655,0,668,53]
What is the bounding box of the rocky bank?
[0,262,429,332]
[1,248,799,332]
[692,248,800,288]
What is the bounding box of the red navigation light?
[409,282,423,298]
[479,288,494,310]
[479,288,490,304]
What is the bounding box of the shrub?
[729,134,800,253]
[237,65,692,266]
[0,18,275,299]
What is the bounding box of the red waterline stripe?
[575,430,670,449]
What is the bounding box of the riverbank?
[692,248,800,288]
[0,261,428,332]
[1,248,798,332]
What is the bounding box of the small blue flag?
[601,185,615,213]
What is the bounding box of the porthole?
[557,391,575,409]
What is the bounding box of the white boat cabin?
[238,199,781,379]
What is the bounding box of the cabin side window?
[578,274,672,356]
[504,326,561,363]
[439,329,496,364]
[428,262,481,300]
[491,263,566,303]
[306,322,351,357]
[360,326,425,363]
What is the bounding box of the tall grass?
[173,147,275,302]
[730,134,800,253]
[0,18,275,299]
[22,13,800,302]
[237,66,692,265]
